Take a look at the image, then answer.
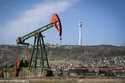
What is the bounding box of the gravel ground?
[0,78,125,83]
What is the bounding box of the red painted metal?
[70,67,125,73]
[51,13,62,39]
[15,55,20,76]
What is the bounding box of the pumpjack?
[16,14,62,76]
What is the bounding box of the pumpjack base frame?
[29,32,50,74]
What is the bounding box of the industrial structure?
[78,21,83,45]
[1,14,125,79]
[15,13,62,76]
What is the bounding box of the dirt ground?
[0,78,125,83]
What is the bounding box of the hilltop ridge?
[0,45,125,67]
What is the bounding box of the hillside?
[0,45,125,67]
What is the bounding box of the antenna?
[78,21,83,45]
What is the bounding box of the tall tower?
[78,21,83,45]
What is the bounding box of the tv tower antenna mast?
[78,21,83,45]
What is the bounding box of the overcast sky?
[0,0,125,46]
